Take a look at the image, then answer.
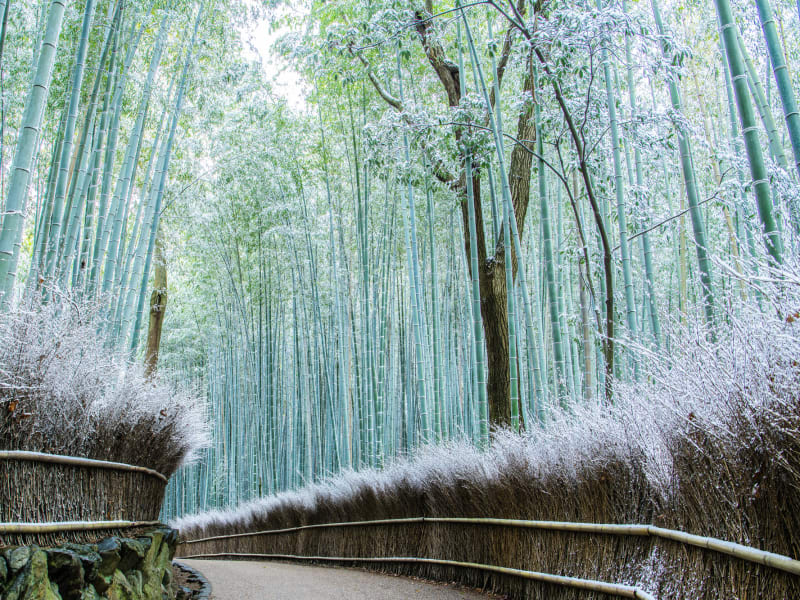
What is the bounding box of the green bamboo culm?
[423,165,444,439]
[623,0,660,348]
[534,71,567,404]
[56,0,121,285]
[715,0,783,265]
[755,0,800,179]
[130,4,205,354]
[735,29,790,174]
[0,0,11,72]
[0,0,68,304]
[101,15,169,296]
[456,17,488,444]
[651,0,715,325]
[598,0,637,378]
[396,47,431,441]
[40,0,97,288]
[718,26,758,265]
[502,57,545,421]
[89,12,147,297]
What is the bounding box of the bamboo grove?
[0,0,205,360]
[160,0,800,518]
[1,0,798,519]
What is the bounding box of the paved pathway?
[182,559,493,599]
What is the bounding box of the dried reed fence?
[0,300,207,548]
[173,393,800,600]
[0,451,168,547]
[174,289,800,598]
[177,514,799,599]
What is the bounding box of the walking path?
[181,559,493,599]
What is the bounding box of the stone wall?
[0,527,177,600]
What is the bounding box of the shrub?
[0,297,208,477]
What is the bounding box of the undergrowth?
[0,297,209,476]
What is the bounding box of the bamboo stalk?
[716,0,783,264]
[0,450,168,482]
[456,20,488,443]
[179,516,800,577]
[648,526,800,576]
[0,0,67,302]
[0,520,162,534]
[755,0,800,179]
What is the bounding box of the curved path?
[181,559,494,599]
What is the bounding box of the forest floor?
[181,559,504,599]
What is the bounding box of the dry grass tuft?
[0,297,209,476]
[0,297,209,544]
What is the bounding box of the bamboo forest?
[2,0,800,597]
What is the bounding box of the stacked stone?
[0,527,177,600]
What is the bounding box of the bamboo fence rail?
[0,451,169,545]
[178,516,800,577]
[0,520,163,534]
[0,450,168,482]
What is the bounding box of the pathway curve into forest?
[181,559,495,599]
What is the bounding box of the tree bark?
[360,4,534,427]
[144,232,167,377]
[481,255,509,425]
[417,8,534,427]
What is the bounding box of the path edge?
[173,559,213,600]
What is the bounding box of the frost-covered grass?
[173,261,800,598]
[0,298,209,476]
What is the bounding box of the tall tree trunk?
[464,10,535,426]
[481,261,509,425]
[144,229,167,377]
[408,3,535,426]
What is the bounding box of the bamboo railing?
[177,515,800,599]
[178,515,800,577]
[0,450,168,482]
[0,451,169,544]
[0,520,163,534]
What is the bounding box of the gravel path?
[181,559,495,599]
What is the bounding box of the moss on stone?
[0,527,177,600]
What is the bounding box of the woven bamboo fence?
[176,516,800,599]
[0,451,168,546]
